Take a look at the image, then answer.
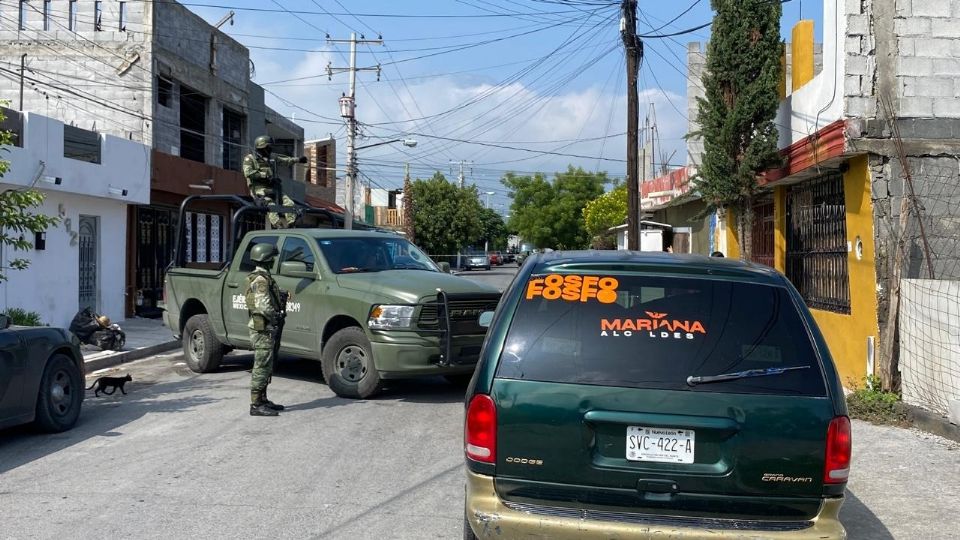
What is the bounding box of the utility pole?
[450,160,472,188]
[621,0,641,250]
[327,33,382,229]
[19,53,27,110]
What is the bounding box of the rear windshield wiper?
[686,365,811,386]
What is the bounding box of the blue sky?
[186,0,823,212]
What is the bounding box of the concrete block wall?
[154,0,249,92]
[0,0,153,144]
[847,0,960,119]
[686,43,705,169]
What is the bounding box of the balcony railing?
[374,207,403,228]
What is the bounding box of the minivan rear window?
[496,273,827,396]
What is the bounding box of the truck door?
[223,235,279,347]
[274,236,325,357]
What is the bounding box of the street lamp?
[345,138,418,229]
[483,191,495,208]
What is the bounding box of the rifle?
[271,289,289,361]
[268,157,282,207]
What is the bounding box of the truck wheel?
[322,327,381,399]
[183,314,224,373]
[34,354,83,433]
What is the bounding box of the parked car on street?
[462,252,491,271]
[502,251,516,264]
[0,315,85,433]
[488,252,502,266]
[515,250,532,265]
[463,251,850,539]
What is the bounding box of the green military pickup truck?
[163,204,501,399]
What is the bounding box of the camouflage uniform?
[245,257,286,415]
[243,136,305,228]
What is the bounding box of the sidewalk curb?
[906,404,960,444]
[84,340,180,373]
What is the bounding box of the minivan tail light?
[824,416,852,483]
[465,394,496,463]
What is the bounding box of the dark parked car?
[462,252,491,271]
[502,251,516,264]
[463,251,850,539]
[0,315,85,432]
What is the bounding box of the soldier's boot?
[249,390,279,416]
[250,402,279,416]
[260,390,285,411]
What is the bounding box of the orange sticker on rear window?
[525,274,619,304]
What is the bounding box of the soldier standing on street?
[245,243,287,416]
[243,135,308,229]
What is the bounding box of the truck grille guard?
[368,289,500,367]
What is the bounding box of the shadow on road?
[220,353,467,405]
[377,377,467,404]
[841,489,894,539]
[0,377,223,475]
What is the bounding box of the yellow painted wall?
[791,20,815,91]
[773,186,787,271]
[769,156,879,386]
[725,210,740,259]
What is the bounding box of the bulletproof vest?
[245,269,279,316]
[246,154,273,191]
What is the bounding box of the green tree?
[583,184,627,237]
[475,207,507,251]
[408,172,483,256]
[0,106,60,282]
[503,166,606,250]
[693,0,782,259]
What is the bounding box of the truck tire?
[34,354,83,433]
[322,326,382,399]
[183,314,224,373]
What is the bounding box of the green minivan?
[463,251,850,539]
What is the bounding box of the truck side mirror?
[279,261,317,280]
[0,314,10,330]
[438,262,451,273]
[478,311,494,328]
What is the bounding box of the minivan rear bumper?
[465,471,846,540]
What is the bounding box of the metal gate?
[136,206,176,317]
[751,197,775,268]
[78,215,99,310]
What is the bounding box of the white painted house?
[0,108,149,328]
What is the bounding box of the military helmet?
[254,135,274,150]
[250,243,278,263]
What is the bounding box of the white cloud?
[250,48,688,201]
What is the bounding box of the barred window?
[785,172,850,314]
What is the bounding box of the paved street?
[1,266,959,539]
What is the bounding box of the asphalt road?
[2,265,959,539]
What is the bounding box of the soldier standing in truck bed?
[244,135,308,229]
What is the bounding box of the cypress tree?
[694,0,783,258]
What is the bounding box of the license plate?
[626,426,695,464]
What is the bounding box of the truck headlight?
[368,305,415,329]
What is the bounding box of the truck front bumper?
[370,332,484,378]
